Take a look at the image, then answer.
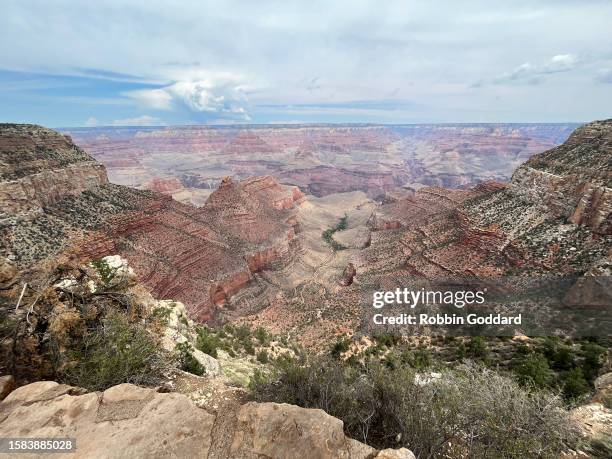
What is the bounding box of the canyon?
[63,123,578,205]
[1,121,610,344]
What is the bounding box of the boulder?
[0,382,214,458]
[229,402,415,459]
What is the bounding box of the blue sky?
[1,0,611,127]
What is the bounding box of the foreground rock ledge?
[0,381,414,459]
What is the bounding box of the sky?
[1,0,611,127]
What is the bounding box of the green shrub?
[581,342,605,382]
[561,367,590,400]
[514,353,554,388]
[257,349,269,364]
[176,341,205,376]
[374,332,400,348]
[252,357,578,458]
[254,327,270,345]
[234,324,252,343]
[455,342,467,360]
[195,326,220,358]
[63,312,168,391]
[321,215,349,251]
[467,336,488,359]
[244,340,255,355]
[90,258,117,288]
[331,336,350,358]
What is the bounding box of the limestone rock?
[376,448,417,459]
[228,402,414,459]
[593,372,612,406]
[0,382,214,458]
[570,403,612,439]
[157,299,222,377]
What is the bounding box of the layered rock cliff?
[0,125,303,321]
[64,123,577,203]
[0,124,107,213]
[510,119,612,234]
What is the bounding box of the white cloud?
[488,54,578,85]
[126,88,173,110]
[111,115,164,126]
[125,78,249,118]
[542,54,577,73]
[85,116,98,127]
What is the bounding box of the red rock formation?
[146,177,184,195]
[64,123,577,199]
[0,125,108,213]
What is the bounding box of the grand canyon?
[1,120,611,458]
[2,121,609,338]
[63,123,579,205]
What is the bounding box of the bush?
[63,312,168,391]
[195,326,220,358]
[514,353,554,388]
[176,342,205,376]
[256,349,269,364]
[252,357,579,458]
[254,327,270,345]
[581,342,605,382]
[561,367,590,400]
[467,336,488,359]
[330,336,350,358]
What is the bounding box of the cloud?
[595,69,612,84]
[125,78,250,119]
[126,88,173,110]
[542,54,577,74]
[111,115,164,126]
[485,54,578,86]
[2,1,612,124]
[85,116,98,127]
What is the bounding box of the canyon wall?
[63,123,578,204]
[0,124,107,213]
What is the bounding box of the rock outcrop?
[0,124,107,213]
[0,382,215,458]
[510,119,611,234]
[0,381,414,459]
[0,125,304,321]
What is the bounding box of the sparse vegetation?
[64,312,169,391]
[252,356,579,458]
[322,214,349,251]
[176,341,205,376]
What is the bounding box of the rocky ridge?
[0,381,414,459]
[0,125,303,321]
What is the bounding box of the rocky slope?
[64,123,578,204]
[0,381,414,459]
[222,121,610,345]
[2,121,610,342]
[0,124,107,213]
[0,125,303,321]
